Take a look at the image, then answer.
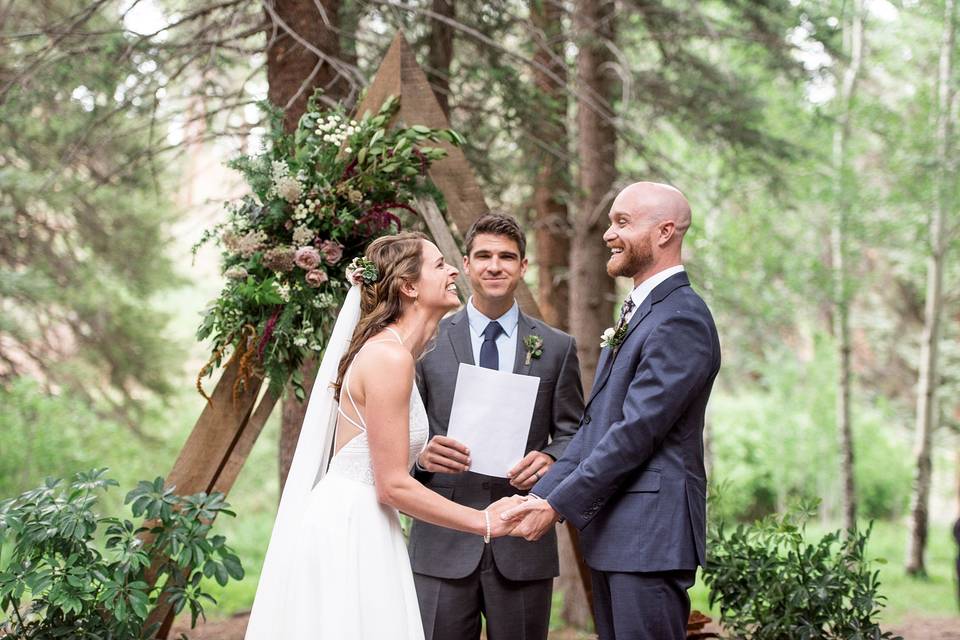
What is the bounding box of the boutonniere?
[523,335,544,365]
[600,324,628,350]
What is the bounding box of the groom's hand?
[507,451,553,490]
[501,497,560,541]
[417,435,471,473]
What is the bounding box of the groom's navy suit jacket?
[533,271,720,572]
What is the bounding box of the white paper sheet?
[446,363,540,478]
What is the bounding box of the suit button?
[584,415,592,425]
[481,482,490,490]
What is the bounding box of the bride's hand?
[485,496,528,538]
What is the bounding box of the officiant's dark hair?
[464,212,526,259]
[334,231,429,401]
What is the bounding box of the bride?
[245,232,523,639]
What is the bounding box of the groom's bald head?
[614,182,691,239]
[604,182,690,284]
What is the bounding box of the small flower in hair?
[346,256,379,286]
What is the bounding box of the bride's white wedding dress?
[267,329,428,638]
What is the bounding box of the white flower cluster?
[292,225,316,245]
[312,292,337,309]
[273,280,291,302]
[293,198,321,221]
[269,160,303,204]
[315,113,359,153]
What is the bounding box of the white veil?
[244,285,361,638]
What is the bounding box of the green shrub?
[0,469,244,639]
[703,501,900,639]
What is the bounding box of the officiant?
[410,213,584,640]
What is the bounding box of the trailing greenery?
[195,93,463,398]
[0,469,243,639]
[703,501,900,639]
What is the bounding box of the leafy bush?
[0,469,244,639]
[703,501,900,639]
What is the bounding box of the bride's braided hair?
[333,231,428,400]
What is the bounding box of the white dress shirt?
[622,265,685,323]
[466,297,519,373]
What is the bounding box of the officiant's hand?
[417,435,471,473]
[507,451,553,490]
[486,495,528,538]
[501,497,559,541]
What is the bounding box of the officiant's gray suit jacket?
[410,307,584,581]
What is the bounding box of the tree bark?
[265,0,349,490]
[427,0,455,118]
[265,0,347,132]
[570,0,617,395]
[906,0,956,576]
[830,0,864,533]
[530,0,571,331]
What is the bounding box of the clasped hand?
[484,495,560,541]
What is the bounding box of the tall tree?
[530,0,572,331]
[0,0,181,432]
[570,0,617,392]
[830,0,866,533]
[906,0,957,576]
[271,0,354,490]
[427,0,456,118]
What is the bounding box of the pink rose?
[306,269,329,288]
[295,246,322,271]
[320,240,344,266]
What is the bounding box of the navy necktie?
[479,321,504,370]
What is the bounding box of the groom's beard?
[607,236,653,279]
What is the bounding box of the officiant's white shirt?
[466,297,519,373]
[623,265,685,323]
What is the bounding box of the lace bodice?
[326,388,429,485]
[326,330,429,485]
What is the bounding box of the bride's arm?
[356,346,517,537]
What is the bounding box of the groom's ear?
[656,220,677,247]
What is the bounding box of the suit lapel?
[584,272,692,409]
[447,308,475,366]
[513,311,537,376]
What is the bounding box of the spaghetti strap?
[336,328,406,432]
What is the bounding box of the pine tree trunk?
[530,0,571,331]
[428,0,455,118]
[830,0,864,533]
[571,0,617,394]
[906,0,956,576]
[265,0,349,490]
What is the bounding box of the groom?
[504,182,721,640]
[410,213,584,640]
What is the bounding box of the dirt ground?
[170,612,960,639]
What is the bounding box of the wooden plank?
[167,355,264,496]
[213,387,281,495]
[413,195,472,299]
[356,32,540,319]
[149,355,265,637]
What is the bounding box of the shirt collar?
[466,297,519,338]
[629,265,685,309]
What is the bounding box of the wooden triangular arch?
[151,31,590,635]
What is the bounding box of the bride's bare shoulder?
[353,337,414,382]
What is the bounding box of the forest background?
[2,0,960,630]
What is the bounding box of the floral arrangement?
[195,94,463,399]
